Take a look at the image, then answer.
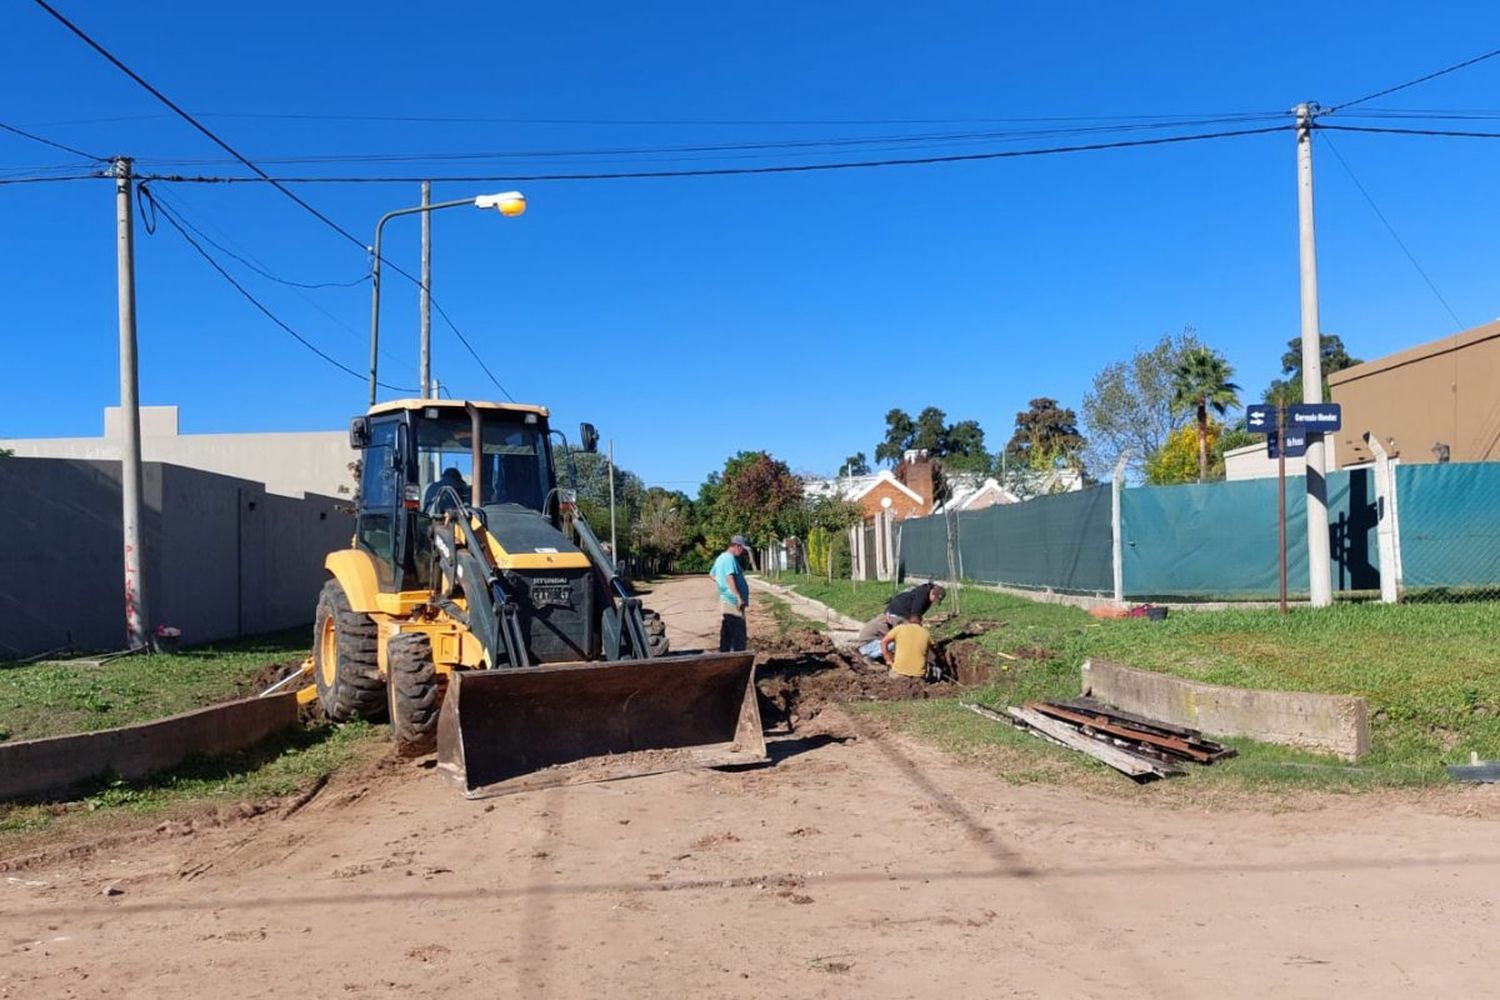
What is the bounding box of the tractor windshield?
[415,413,552,514]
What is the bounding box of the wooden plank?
[1057,697,1236,760]
[1003,706,1181,780]
[1062,696,1206,740]
[1031,702,1215,763]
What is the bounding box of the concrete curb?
[748,578,865,640]
[0,692,301,802]
[1081,658,1371,761]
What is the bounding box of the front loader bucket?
[435,652,765,798]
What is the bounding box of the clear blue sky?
[4,2,1499,488]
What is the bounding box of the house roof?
[1328,318,1500,386]
[803,469,924,505]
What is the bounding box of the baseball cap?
[730,534,752,548]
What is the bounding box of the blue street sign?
[1245,404,1276,434]
[1267,428,1309,459]
[1287,403,1342,432]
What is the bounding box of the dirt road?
[3,576,1499,998]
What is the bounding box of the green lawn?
[0,720,379,836]
[0,627,310,743]
[0,626,386,840]
[772,575,1500,788]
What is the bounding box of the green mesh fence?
[1396,462,1500,596]
[900,464,1498,600]
[1120,468,1380,599]
[899,486,1113,593]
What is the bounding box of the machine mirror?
[579,422,600,454]
[349,416,371,449]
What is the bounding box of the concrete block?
[1081,658,1371,760]
[0,693,300,802]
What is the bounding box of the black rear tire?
[642,608,670,656]
[313,579,386,722]
[387,632,439,756]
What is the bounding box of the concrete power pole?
[114,157,150,650]
[1295,103,1333,608]
[419,180,432,398]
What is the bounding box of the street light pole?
[419,180,432,399]
[366,190,526,406]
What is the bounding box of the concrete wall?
[1329,320,1500,468]
[1081,658,1371,760]
[0,693,299,801]
[0,405,356,499]
[1224,439,1339,481]
[0,457,353,657]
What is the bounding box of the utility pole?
[114,157,150,650]
[1295,103,1333,608]
[607,439,619,561]
[419,181,432,398]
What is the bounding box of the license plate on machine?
[531,585,571,608]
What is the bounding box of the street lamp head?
[474,191,526,217]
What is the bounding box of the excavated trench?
[751,626,1006,731]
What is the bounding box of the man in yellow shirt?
[881,615,932,679]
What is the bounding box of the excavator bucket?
[434,651,765,798]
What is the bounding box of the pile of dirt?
[753,628,954,730]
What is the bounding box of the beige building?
[1328,320,1500,467]
[0,406,354,499]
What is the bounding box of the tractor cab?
[347,400,566,593]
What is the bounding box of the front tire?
[313,579,385,722]
[387,632,439,756]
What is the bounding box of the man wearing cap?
[855,582,946,660]
[710,535,752,652]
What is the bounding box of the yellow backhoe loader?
[300,398,763,797]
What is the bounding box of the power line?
[139,185,416,392]
[1319,134,1464,330]
[132,124,1292,185]
[32,0,370,252]
[142,197,368,289]
[1328,46,1500,113]
[1319,123,1500,139]
[0,171,104,185]
[0,119,105,161]
[27,109,1289,128]
[33,0,508,400]
[129,114,1289,168]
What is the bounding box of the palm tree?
[1171,347,1241,482]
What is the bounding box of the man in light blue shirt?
[710,534,751,652]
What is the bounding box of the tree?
[941,419,990,474]
[635,488,690,572]
[702,451,805,550]
[874,409,915,466]
[1004,397,1085,464]
[910,406,949,454]
[1146,423,1218,485]
[838,452,871,477]
[1081,327,1201,479]
[1264,334,1362,405]
[560,450,646,549]
[1171,347,1241,483]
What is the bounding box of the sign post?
[1246,402,1339,613]
[1277,403,1287,615]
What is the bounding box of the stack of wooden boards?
[964,697,1236,782]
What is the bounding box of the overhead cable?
[132,124,1293,185]
[139,184,416,392]
[0,119,105,161]
[1327,46,1500,113]
[1319,134,1464,330]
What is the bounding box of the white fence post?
[1365,433,1403,603]
[1111,453,1129,603]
